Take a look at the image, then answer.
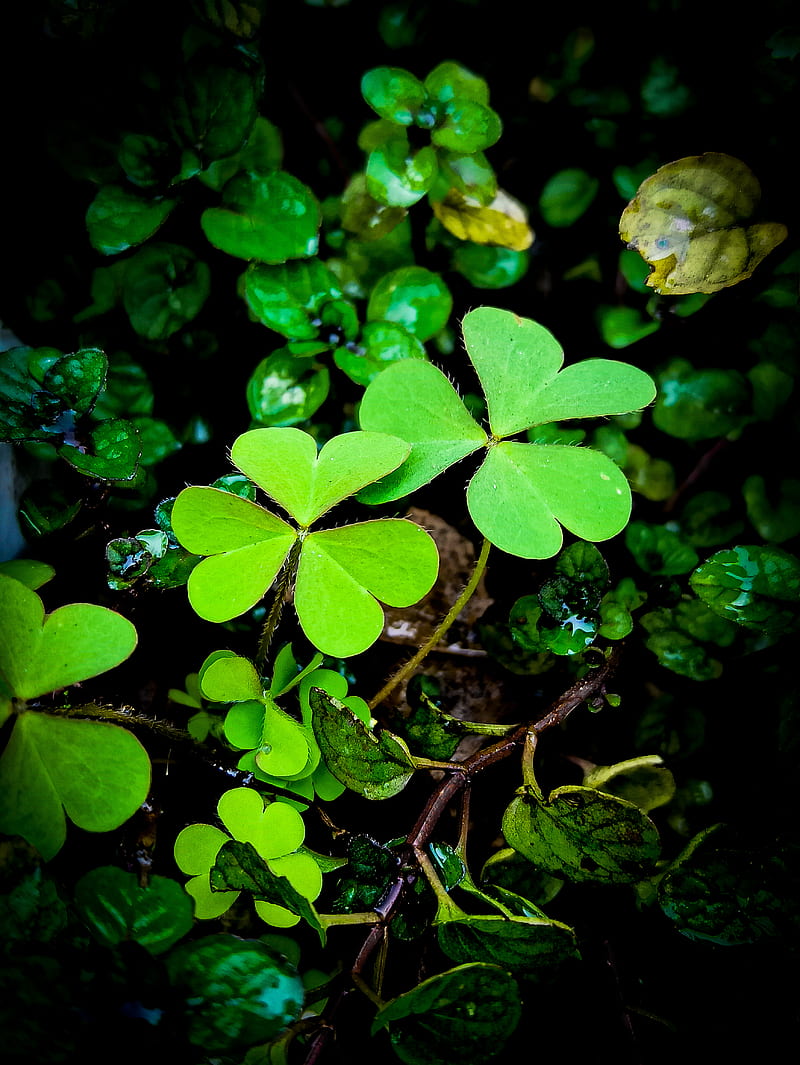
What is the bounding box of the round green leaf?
[0,714,151,861]
[367,266,452,341]
[424,62,491,106]
[539,168,599,227]
[122,243,210,340]
[366,141,438,208]
[452,244,529,289]
[247,350,330,427]
[295,520,438,657]
[86,185,177,256]
[654,362,750,440]
[431,100,502,153]
[333,321,426,386]
[467,442,632,558]
[502,784,660,883]
[201,170,320,263]
[200,655,262,702]
[358,360,488,503]
[0,575,137,700]
[217,788,305,858]
[361,67,427,125]
[74,866,194,954]
[242,260,341,339]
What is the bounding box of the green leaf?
[0,713,151,861]
[620,153,787,294]
[467,442,632,558]
[654,360,750,440]
[502,783,660,883]
[424,61,491,106]
[0,559,55,590]
[437,914,579,975]
[247,350,330,427]
[334,320,426,386]
[167,49,261,165]
[295,520,439,657]
[210,839,325,943]
[357,360,488,503]
[86,185,177,256]
[462,306,655,437]
[742,475,800,543]
[539,168,599,227]
[310,688,415,799]
[230,427,411,526]
[167,934,304,1051]
[43,348,108,415]
[241,260,342,339]
[658,827,800,944]
[122,243,210,339]
[690,544,800,634]
[366,140,438,208]
[60,418,142,482]
[431,100,502,153]
[198,116,283,191]
[171,487,297,622]
[625,521,699,575]
[200,654,263,702]
[0,575,137,700]
[74,866,194,954]
[367,266,452,341]
[201,171,320,263]
[596,305,660,348]
[583,755,676,813]
[372,963,521,1065]
[361,67,427,125]
[452,244,529,289]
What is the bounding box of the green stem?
[414,846,465,921]
[256,537,302,670]
[368,536,491,710]
[319,912,382,928]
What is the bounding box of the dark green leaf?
[167,933,304,1051]
[310,688,415,800]
[210,839,325,943]
[242,259,342,339]
[372,963,521,1065]
[74,866,193,954]
[122,243,210,339]
[60,418,141,482]
[86,185,177,256]
[247,350,330,427]
[654,360,751,440]
[502,784,660,883]
[539,168,599,227]
[437,914,579,976]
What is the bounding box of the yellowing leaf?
[432,188,534,251]
[619,153,786,294]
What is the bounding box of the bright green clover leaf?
[358,306,656,559]
[0,575,147,858]
[171,427,439,656]
[173,787,322,928]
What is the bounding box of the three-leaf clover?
[171,427,439,656]
[199,643,370,801]
[358,306,656,559]
[173,786,322,928]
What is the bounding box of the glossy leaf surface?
[86,186,177,256]
[310,688,416,799]
[690,544,800,634]
[502,783,660,883]
[437,913,579,975]
[201,170,320,263]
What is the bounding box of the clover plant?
[1,7,798,1065]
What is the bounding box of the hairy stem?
[256,537,302,670]
[368,536,491,710]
